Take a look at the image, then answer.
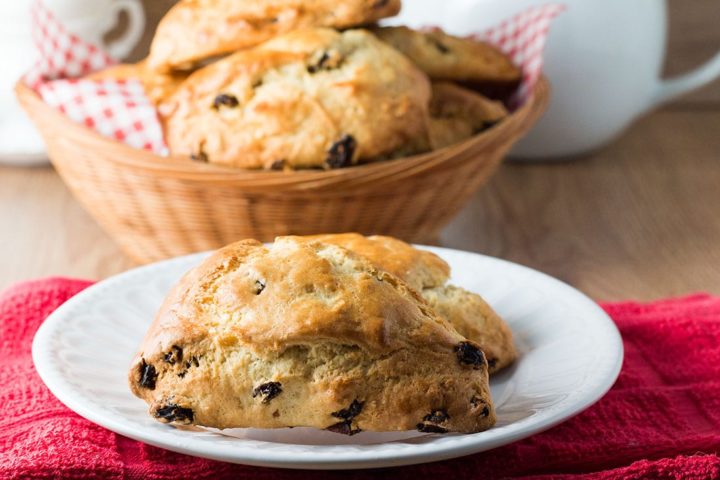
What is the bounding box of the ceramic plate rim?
[32,246,623,469]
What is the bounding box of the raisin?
[164,346,183,365]
[270,160,285,171]
[253,280,266,295]
[423,409,450,424]
[184,356,200,369]
[454,341,486,369]
[331,399,364,421]
[326,135,357,169]
[138,359,157,390]
[327,421,362,436]
[190,150,208,163]
[373,0,390,8]
[431,38,450,54]
[212,93,239,109]
[155,404,194,423]
[252,382,282,404]
[470,396,490,417]
[417,423,448,434]
[307,52,330,74]
[487,357,498,369]
[327,399,364,436]
[307,50,343,74]
[474,120,500,135]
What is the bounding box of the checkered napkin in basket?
[25,0,564,156]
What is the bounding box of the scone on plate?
[85,60,188,106]
[308,233,516,373]
[429,82,509,150]
[161,28,432,170]
[373,26,521,87]
[148,0,402,71]
[129,237,495,434]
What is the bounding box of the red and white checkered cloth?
[25,0,563,155]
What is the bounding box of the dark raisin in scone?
[160,28,432,170]
[306,233,517,373]
[148,0,402,71]
[129,236,495,434]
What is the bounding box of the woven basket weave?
[16,78,549,264]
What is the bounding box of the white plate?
[32,247,623,470]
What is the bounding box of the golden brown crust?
[422,285,517,373]
[148,0,402,71]
[161,28,431,170]
[129,236,495,434]
[303,233,516,373]
[308,233,450,291]
[373,26,521,85]
[86,60,188,105]
[429,82,509,150]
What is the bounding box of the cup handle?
[105,0,146,60]
[650,50,720,107]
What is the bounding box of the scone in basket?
[17,1,556,264]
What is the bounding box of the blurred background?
[1,0,719,299]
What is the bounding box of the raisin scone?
[161,28,432,170]
[129,237,495,434]
[148,0,402,71]
[86,61,188,105]
[373,26,521,87]
[308,233,516,373]
[429,82,509,150]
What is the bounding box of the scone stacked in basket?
[129,234,515,435]
[90,0,521,170]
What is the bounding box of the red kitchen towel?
[1,278,719,479]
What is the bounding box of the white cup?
[0,0,145,165]
[43,0,145,59]
[392,0,720,159]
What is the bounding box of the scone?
[161,28,432,170]
[307,233,450,291]
[429,82,509,150]
[129,237,495,434]
[308,233,516,373]
[148,0,402,71]
[373,26,521,87]
[86,60,188,105]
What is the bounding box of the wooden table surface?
[2,2,720,301]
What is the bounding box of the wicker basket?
[16,79,549,264]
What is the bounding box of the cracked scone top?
[308,233,517,373]
[129,237,496,434]
[161,28,431,170]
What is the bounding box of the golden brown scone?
[86,60,188,105]
[129,236,495,434]
[429,82,509,150]
[373,26,521,86]
[148,0,402,71]
[421,285,516,373]
[161,28,431,170]
[308,233,449,291]
[305,233,516,373]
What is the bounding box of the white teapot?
[391,0,720,159]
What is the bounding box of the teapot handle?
[105,0,145,60]
[650,50,720,107]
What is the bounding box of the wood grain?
[2,110,719,300]
[666,0,720,107]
